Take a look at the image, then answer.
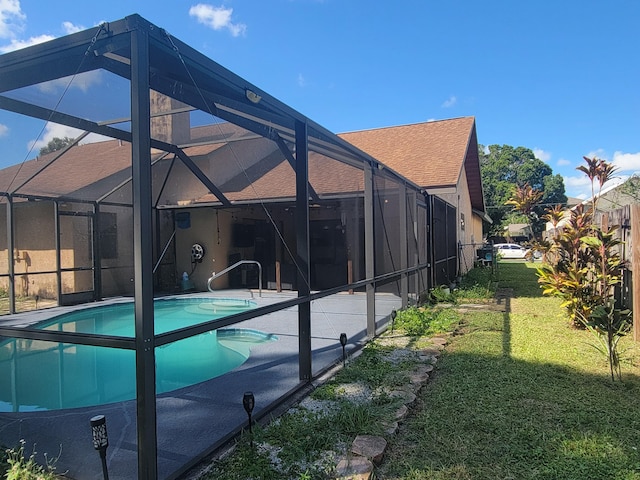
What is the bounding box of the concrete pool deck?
[0,290,401,479]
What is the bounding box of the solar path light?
[243,391,255,447]
[340,332,348,367]
[90,414,109,480]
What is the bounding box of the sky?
[0,0,638,200]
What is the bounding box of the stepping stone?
[409,372,429,387]
[430,337,448,347]
[382,421,399,436]
[334,456,373,480]
[351,435,387,465]
[394,404,408,421]
[421,347,441,357]
[419,354,440,364]
[389,390,416,405]
[415,364,434,375]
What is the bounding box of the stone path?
[332,335,446,479]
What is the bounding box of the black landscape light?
[339,332,348,366]
[391,309,397,333]
[243,391,255,447]
[90,415,110,480]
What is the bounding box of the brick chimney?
[150,90,190,145]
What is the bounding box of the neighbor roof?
[339,117,485,212]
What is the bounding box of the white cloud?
[297,73,307,87]
[585,148,607,160]
[0,123,8,137]
[557,158,571,167]
[28,123,109,154]
[28,123,82,153]
[533,148,551,163]
[611,151,640,173]
[36,71,103,94]
[0,20,99,53]
[0,32,53,53]
[564,174,593,190]
[0,0,25,39]
[62,21,84,34]
[564,170,631,200]
[441,95,457,108]
[189,4,247,37]
[563,174,594,200]
[578,149,640,175]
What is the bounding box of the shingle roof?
[0,117,485,212]
[339,117,485,211]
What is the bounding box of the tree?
[618,175,640,203]
[39,136,76,156]
[479,144,567,237]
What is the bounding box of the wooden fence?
[595,204,639,340]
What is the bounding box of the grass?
[379,262,640,480]
[203,339,433,479]
[196,261,640,479]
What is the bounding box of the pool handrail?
[207,260,262,297]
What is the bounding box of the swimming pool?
[0,297,276,412]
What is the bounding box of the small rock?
[334,456,373,479]
[351,435,387,465]
[394,404,408,421]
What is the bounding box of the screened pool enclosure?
[0,15,447,479]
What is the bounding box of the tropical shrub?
[537,156,632,380]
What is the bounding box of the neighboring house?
[504,223,533,243]
[339,117,489,276]
[545,178,639,235]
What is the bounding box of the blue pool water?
[0,297,276,412]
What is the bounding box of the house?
[1,114,487,302]
[339,117,488,279]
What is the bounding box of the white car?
[494,243,529,259]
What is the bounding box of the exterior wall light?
[245,89,262,104]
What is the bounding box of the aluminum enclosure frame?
[0,14,432,479]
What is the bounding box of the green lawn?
[379,262,640,480]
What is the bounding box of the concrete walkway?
[0,290,400,479]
